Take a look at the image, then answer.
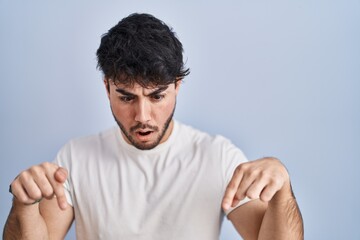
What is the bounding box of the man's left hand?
[222,157,290,211]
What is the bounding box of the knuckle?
[235,163,247,173]
[239,162,249,170]
[227,181,237,190]
[17,194,30,203]
[40,162,53,169]
[247,192,258,199]
[246,187,259,199]
[264,156,279,162]
[272,157,280,162]
[248,169,260,179]
[18,171,32,182]
[270,177,283,187]
[54,185,65,197]
[42,186,54,198]
[260,189,274,202]
[28,188,42,200]
[56,191,65,200]
[10,179,18,188]
[10,181,20,194]
[259,171,271,181]
[32,165,42,171]
[29,165,42,177]
[233,166,242,175]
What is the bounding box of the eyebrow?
[147,86,169,96]
[115,88,134,96]
[115,85,169,96]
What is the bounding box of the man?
[3,13,303,239]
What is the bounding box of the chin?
[134,143,158,150]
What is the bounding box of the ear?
[104,78,110,99]
[175,80,182,95]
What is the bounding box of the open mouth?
[138,131,152,136]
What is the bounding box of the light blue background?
[1,1,359,239]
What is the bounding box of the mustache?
[130,123,159,132]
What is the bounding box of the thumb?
[54,167,68,183]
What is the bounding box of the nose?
[134,99,151,123]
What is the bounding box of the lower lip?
[135,132,154,141]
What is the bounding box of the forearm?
[258,183,304,240]
[3,199,49,240]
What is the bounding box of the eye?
[120,96,135,103]
[151,94,165,101]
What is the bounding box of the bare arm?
[223,158,304,239]
[3,163,74,240]
[3,199,48,240]
[257,182,303,239]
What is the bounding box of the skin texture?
[223,157,304,239]
[3,165,73,239]
[105,80,180,150]
[3,80,303,239]
[3,80,182,239]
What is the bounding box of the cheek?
[156,99,175,119]
[110,100,132,122]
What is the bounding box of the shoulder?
[54,127,119,164]
[64,127,118,150]
[176,122,246,160]
[176,121,234,144]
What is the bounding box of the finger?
[222,166,244,210]
[10,180,35,204]
[19,177,42,204]
[54,167,68,183]
[29,164,56,199]
[245,178,268,200]
[234,170,259,204]
[46,169,68,210]
[260,180,282,202]
[35,176,55,199]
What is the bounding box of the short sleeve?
[53,142,74,206]
[219,136,251,215]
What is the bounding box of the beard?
[111,104,176,150]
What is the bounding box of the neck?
[160,119,174,144]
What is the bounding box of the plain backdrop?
[1,1,359,239]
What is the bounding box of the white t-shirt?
[55,121,249,240]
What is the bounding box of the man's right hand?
[10,162,68,210]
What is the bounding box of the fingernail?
[223,203,230,210]
[61,201,67,210]
[58,170,66,178]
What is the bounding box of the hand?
[222,157,290,211]
[9,162,68,210]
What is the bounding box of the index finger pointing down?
[222,167,244,210]
[46,169,68,210]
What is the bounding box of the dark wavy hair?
[96,13,190,87]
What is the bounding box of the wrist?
[270,181,295,205]
[12,197,41,213]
